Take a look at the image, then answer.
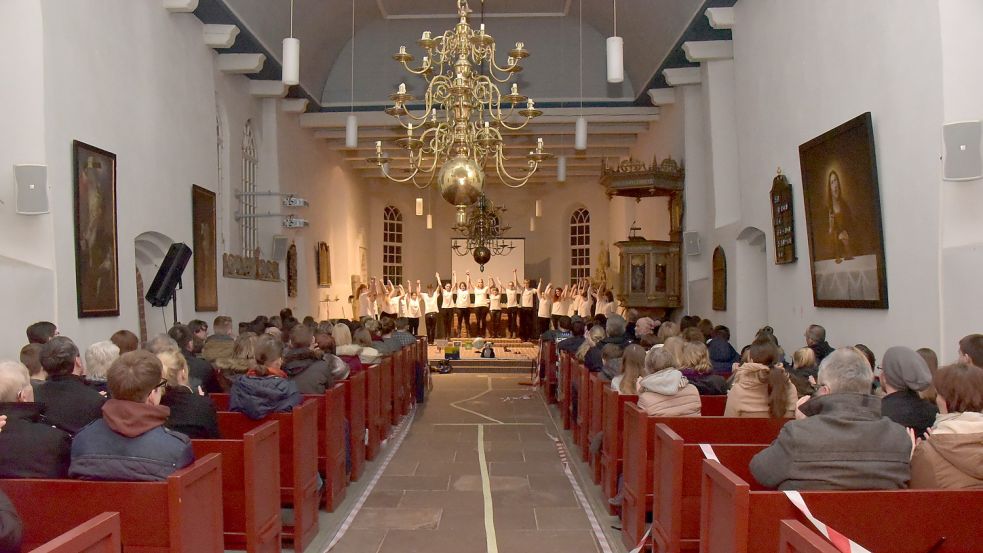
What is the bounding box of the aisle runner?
[323,406,416,552]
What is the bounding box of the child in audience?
[637,348,701,416]
[909,363,983,489]
[70,351,194,481]
[611,344,647,394]
[879,346,938,438]
[229,334,301,420]
[679,341,728,395]
[725,339,797,417]
[0,361,71,478]
[789,347,819,397]
[157,350,220,439]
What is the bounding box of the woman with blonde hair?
[214,332,259,391]
[679,341,729,395]
[157,350,219,438]
[662,336,686,367]
[332,323,365,374]
[656,321,680,344]
[612,344,648,395]
[337,328,382,366]
[789,347,819,397]
[577,325,606,362]
[725,339,797,417]
[637,347,701,416]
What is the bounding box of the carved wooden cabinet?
[615,239,681,318]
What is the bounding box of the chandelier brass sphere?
[438,155,485,206]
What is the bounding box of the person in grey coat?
[750,347,911,490]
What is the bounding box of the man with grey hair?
[0,361,71,478]
[749,347,911,490]
[804,324,833,363]
[83,340,119,396]
[144,333,179,354]
[585,314,631,372]
[35,336,105,435]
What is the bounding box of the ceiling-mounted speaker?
[683,231,701,256]
[943,120,982,181]
[14,164,49,215]
[271,235,289,262]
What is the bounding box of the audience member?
[0,361,71,478]
[0,490,22,553]
[804,324,834,363]
[19,344,45,397]
[282,325,334,394]
[600,344,623,382]
[637,348,700,416]
[662,336,685,366]
[230,334,301,420]
[558,319,587,355]
[156,350,219,439]
[789,347,819,397]
[332,323,365,374]
[916,347,940,403]
[624,309,640,342]
[542,316,573,343]
[680,341,728,395]
[340,328,383,365]
[83,340,119,396]
[910,363,983,489]
[576,325,605,362]
[679,315,699,332]
[681,327,705,344]
[110,329,139,354]
[612,344,647,395]
[26,321,57,345]
[749,347,911,490]
[168,324,220,394]
[313,333,350,381]
[655,321,679,344]
[35,337,106,434]
[202,316,235,362]
[879,346,938,438]
[957,334,983,368]
[144,333,178,354]
[585,315,630,372]
[70,351,195,481]
[390,318,419,349]
[707,325,740,376]
[725,339,796,417]
[213,332,259,391]
[281,316,300,338]
[698,319,714,342]
[635,317,658,340]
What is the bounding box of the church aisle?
[322,374,613,553]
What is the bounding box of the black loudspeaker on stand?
[145,243,193,324]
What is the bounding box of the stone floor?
[307,373,623,553]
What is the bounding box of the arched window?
[570,208,591,283]
[712,246,727,311]
[240,119,258,256]
[383,206,403,284]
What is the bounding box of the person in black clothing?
[804,324,834,364]
[879,346,938,438]
[156,350,220,439]
[0,361,71,478]
[558,319,587,356]
[708,325,741,376]
[281,325,335,394]
[0,490,22,553]
[34,336,106,435]
[168,324,221,394]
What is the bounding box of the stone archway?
[735,226,768,348]
[134,231,175,337]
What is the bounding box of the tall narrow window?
[570,208,591,283]
[383,206,403,284]
[240,120,258,256]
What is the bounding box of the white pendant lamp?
[606,0,623,83]
[415,198,424,216]
[345,0,358,148]
[426,214,433,229]
[557,155,567,182]
[575,117,587,151]
[282,1,300,85]
[535,199,543,217]
[530,217,536,232]
[575,0,587,151]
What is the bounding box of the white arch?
[735,226,768,347]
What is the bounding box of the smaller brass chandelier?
[451,195,515,270]
[366,0,553,211]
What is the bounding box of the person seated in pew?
[708,325,741,376]
[804,324,834,364]
[213,332,259,392]
[879,346,938,438]
[611,344,646,394]
[788,347,819,397]
[600,344,624,382]
[282,325,335,394]
[909,363,983,489]
[585,315,631,372]
[157,350,220,439]
[35,336,106,435]
[109,329,139,354]
[725,339,796,417]
[0,490,22,553]
[0,361,71,478]
[168,324,221,395]
[637,348,701,416]
[916,347,940,404]
[314,333,351,381]
[957,334,983,368]
[19,343,45,398]
[229,334,301,420]
[70,351,195,481]
[332,324,365,375]
[749,347,911,490]
[541,315,573,343]
[83,340,119,397]
[26,321,58,345]
[341,328,383,366]
[201,315,235,363]
[680,341,729,396]
[558,318,587,356]
[576,325,605,363]
[389,318,419,350]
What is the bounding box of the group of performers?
[353,269,620,343]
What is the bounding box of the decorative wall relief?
[222,253,280,282]
[286,243,298,298]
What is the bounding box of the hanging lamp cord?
[579,0,583,113]
[289,0,294,37]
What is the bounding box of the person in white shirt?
[503,269,521,339]
[404,280,423,336]
[453,272,471,337]
[577,280,595,318]
[468,272,490,337]
[594,287,617,318]
[421,280,441,345]
[356,281,377,320]
[437,272,455,340]
[537,280,554,336]
[488,281,503,338]
[550,285,570,330]
[520,277,537,341]
[382,280,403,319]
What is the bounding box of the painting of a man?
[74,141,119,317]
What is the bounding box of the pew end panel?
[365,363,382,460]
[777,520,839,553]
[28,512,121,553]
[621,402,656,549]
[588,372,605,484]
[273,398,321,553]
[601,390,637,512]
[344,371,368,481]
[560,353,573,430]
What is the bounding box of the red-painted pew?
[216,399,320,553]
[650,423,766,553]
[600,388,638,513]
[343,370,367,481]
[540,341,558,404]
[588,372,605,483]
[192,421,281,553]
[306,386,348,512]
[777,520,839,553]
[0,455,224,553]
[620,406,788,549]
[701,394,727,416]
[365,363,383,460]
[701,460,983,553]
[573,360,590,459]
[379,356,394,439]
[28,512,121,553]
[560,353,573,430]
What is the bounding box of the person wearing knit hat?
[879,346,938,438]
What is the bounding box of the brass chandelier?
[451,195,515,270]
[367,0,553,212]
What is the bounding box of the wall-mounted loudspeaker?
[14,164,49,214]
[683,231,701,256]
[145,243,192,307]
[943,120,982,181]
[271,235,289,262]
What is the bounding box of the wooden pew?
[701,461,983,553]
[777,520,839,553]
[343,370,367,481]
[379,356,394,439]
[600,388,638,513]
[569,359,584,448]
[1,455,224,553]
[560,352,573,430]
[306,385,348,512]
[587,372,605,484]
[365,363,383,460]
[650,423,766,553]
[29,512,121,553]
[541,341,558,404]
[216,399,320,553]
[192,421,282,553]
[576,360,591,461]
[701,394,727,416]
[620,406,788,549]
[391,349,405,424]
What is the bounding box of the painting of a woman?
[826,170,854,263]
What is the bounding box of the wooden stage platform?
[427,339,538,374]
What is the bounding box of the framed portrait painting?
[191,185,218,311]
[73,140,119,317]
[798,112,888,309]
